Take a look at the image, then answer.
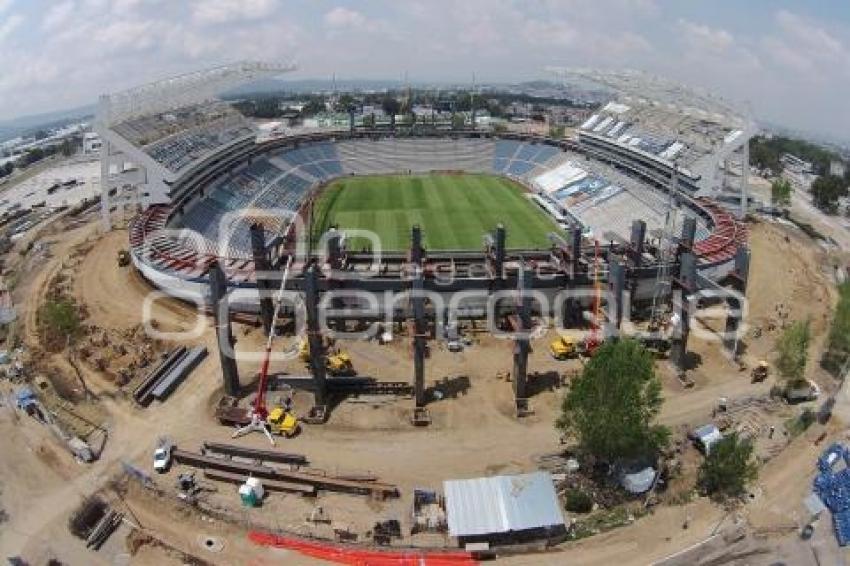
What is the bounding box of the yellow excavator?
[298,338,355,376]
[550,335,579,360]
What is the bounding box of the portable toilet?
[239,478,264,507]
[246,477,264,500]
[239,483,258,507]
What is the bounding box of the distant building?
[830,160,846,177]
[83,132,101,154]
[781,153,813,175]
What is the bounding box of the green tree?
[697,433,758,500]
[770,178,792,206]
[557,339,669,462]
[811,175,849,214]
[776,319,811,386]
[549,125,565,139]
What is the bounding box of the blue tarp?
[814,444,850,546]
[14,387,37,408]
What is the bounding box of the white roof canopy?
[444,472,565,538]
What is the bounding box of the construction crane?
[233,255,295,445]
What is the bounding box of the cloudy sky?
[1,0,849,138]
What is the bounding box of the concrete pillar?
[412,268,427,408]
[741,140,749,219]
[670,252,697,375]
[724,246,750,357]
[679,217,697,255]
[249,223,275,335]
[210,262,239,396]
[570,227,582,276]
[410,225,424,265]
[304,265,327,407]
[629,220,646,267]
[670,292,692,375]
[512,267,532,401]
[494,224,506,278]
[326,229,342,270]
[732,245,750,284]
[606,258,626,337]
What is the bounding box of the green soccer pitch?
[310,173,562,251]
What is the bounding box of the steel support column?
[724,246,750,356]
[629,219,646,267]
[606,257,626,337]
[512,267,532,405]
[304,264,327,408]
[250,223,275,335]
[210,262,239,396]
[670,252,697,375]
[412,268,427,408]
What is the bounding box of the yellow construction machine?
[327,351,354,376]
[549,335,579,360]
[266,406,301,437]
[298,338,355,376]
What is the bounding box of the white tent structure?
[444,472,566,544]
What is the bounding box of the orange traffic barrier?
[248,530,479,566]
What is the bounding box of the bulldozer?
[117,249,131,267]
[751,360,769,383]
[549,335,579,360]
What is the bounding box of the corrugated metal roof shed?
[444,472,565,537]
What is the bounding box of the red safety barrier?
[248,531,479,566]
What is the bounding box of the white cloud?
[678,19,734,52]
[324,7,366,29]
[765,10,850,76]
[192,0,276,26]
[94,20,157,50]
[0,13,22,42]
[43,1,76,33]
[0,0,13,15]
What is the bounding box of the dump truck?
[549,335,579,360]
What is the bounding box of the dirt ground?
[1,211,848,565]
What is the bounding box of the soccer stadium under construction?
[91,61,758,424]
[3,61,814,562]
